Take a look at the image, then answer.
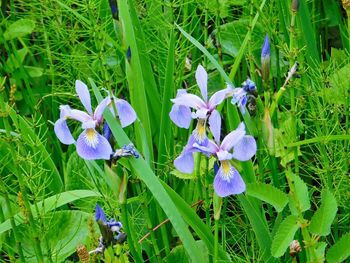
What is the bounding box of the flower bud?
[108,0,119,20]
[289,240,302,257]
[77,244,90,263]
[261,34,270,84]
[291,0,299,12]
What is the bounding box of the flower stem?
[214,218,219,262]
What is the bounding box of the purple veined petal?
[169,104,192,128]
[208,109,221,144]
[115,99,137,127]
[94,96,112,122]
[193,140,219,155]
[76,129,113,160]
[82,120,97,129]
[221,122,246,151]
[195,64,208,101]
[213,163,246,197]
[76,80,93,115]
[192,119,208,146]
[95,204,107,223]
[174,150,195,174]
[216,150,233,161]
[208,87,233,109]
[70,109,92,123]
[191,108,208,119]
[54,118,75,145]
[171,94,206,110]
[232,135,257,161]
[59,105,71,118]
[176,89,188,97]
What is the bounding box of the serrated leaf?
[246,183,289,212]
[171,169,195,179]
[271,215,299,258]
[4,19,35,40]
[326,232,350,263]
[288,174,310,214]
[309,189,337,236]
[315,242,327,263]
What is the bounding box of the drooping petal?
[221,122,246,151]
[169,104,192,128]
[70,109,92,123]
[208,109,221,144]
[54,118,75,145]
[208,87,233,109]
[171,94,206,110]
[195,64,208,101]
[232,135,257,161]
[94,96,112,123]
[76,80,93,115]
[95,204,107,223]
[115,99,137,127]
[174,150,194,174]
[213,163,246,197]
[192,119,208,145]
[59,105,71,118]
[76,129,113,160]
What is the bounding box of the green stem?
[214,218,219,262]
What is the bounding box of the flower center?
[84,128,99,148]
[220,160,234,181]
[193,119,207,144]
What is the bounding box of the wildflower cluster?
[54,80,137,160]
[170,65,257,197]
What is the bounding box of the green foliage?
[271,215,299,258]
[309,189,338,236]
[246,183,289,212]
[326,232,350,263]
[3,19,35,40]
[288,174,311,214]
[165,240,209,263]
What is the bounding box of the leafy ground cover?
[0,0,349,262]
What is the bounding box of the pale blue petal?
[94,96,112,123]
[208,87,232,108]
[232,135,257,161]
[115,99,137,127]
[195,64,208,101]
[70,109,92,123]
[214,164,246,197]
[76,129,113,160]
[221,122,246,151]
[171,94,206,109]
[174,150,194,174]
[208,109,221,144]
[216,150,233,161]
[169,104,192,128]
[95,204,107,223]
[76,80,93,115]
[191,108,208,119]
[59,105,71,118]
[82,120,97,129]
[193,140,219,155]
[54,118,75,145]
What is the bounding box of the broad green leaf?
[0,190,100,234]
[326,232,350,263]
[24,66,44,78]
[246,183,289,212]
[5,48,28,72]
[288,173,310,214]
[315,242,327,263]
[309,189,337,236]
[91,82,205,263]
[271,215,299,258]
[4,19,35,40]
[170,169,195,180]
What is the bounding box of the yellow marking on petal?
[194,119,207,143]
[221,161,231,177]
[85,128,99,148]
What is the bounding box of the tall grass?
[0,0,349,262]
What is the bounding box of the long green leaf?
[91,82,204,263]
[246,183,289,212]
[0,190,101,234]
[326,232,350,263]
[289,174,310,214]
[271,215,299,258]
[309,189,338,236]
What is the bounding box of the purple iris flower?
[170,65,232,145]
[193,120,257,197]
[54,80,136,160]
[231,78,256,113]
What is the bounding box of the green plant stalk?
[214,218,219,263]
[195,154,203,202]
[0,206,15,261]
[289,10,299,175]
[204,157,211,227]
[121,202,143,263]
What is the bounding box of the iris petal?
[54,118,75,145]
[208,87,233,108]
[171,94,206,109]
[94,96,111,123]
[76,129,113,160]
[115,99,137,127]
[195,64,208,101]
[213,163,246,197]
[174,150,194,174]
[221,122,246,151]
[169,104,192,128]
[232,135,257,161]
[208,109,221,144]
[75,80,93,115]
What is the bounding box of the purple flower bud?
[291,0,299,12]
[127,46,131,63]
[108,0,119,20]
[261,34,270,84]
[103,122,112,141]
[95,204,107,223]
[261,34,270,60]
